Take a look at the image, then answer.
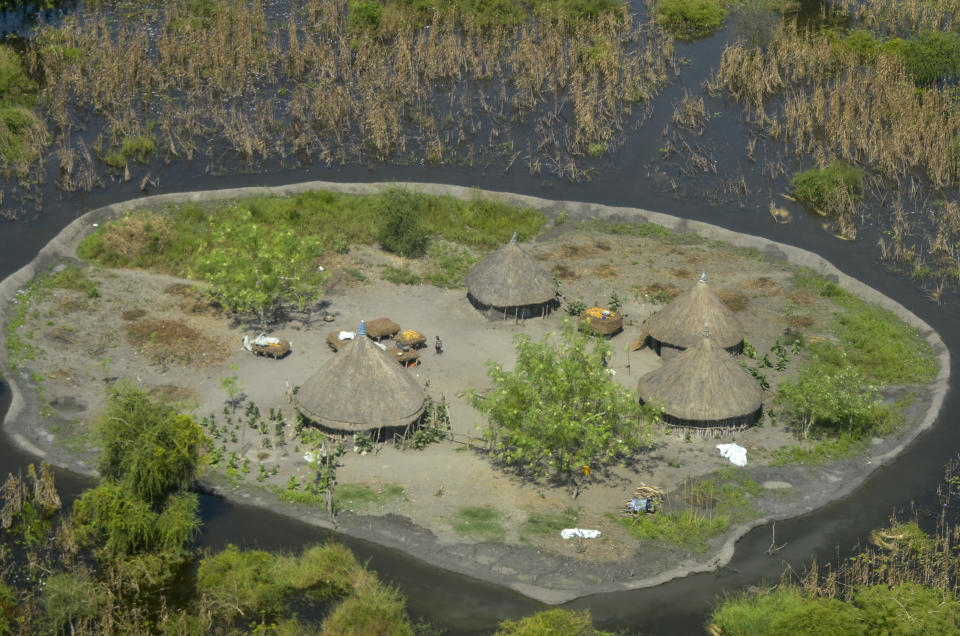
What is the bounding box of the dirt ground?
[12,223,937,596]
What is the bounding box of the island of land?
[0,182,949,604]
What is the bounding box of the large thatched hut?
[643,273,743,355]
[636,327,762,429]
[296,321,426,437]
[465,232,557,319]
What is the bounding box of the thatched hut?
[644,273,743,355]
[636,327,762,429]
[465,232,557,319]
[297,321,426,437]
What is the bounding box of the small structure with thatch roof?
[465,232,558,319]
[364,317,401,341]
[636,325,762,429]
[297,321,426,438]
[642,272,743,355]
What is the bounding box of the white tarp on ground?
[716,443,748,467]
[561,528,601,539]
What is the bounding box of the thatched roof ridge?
[296,321,425,432]
[646,275,743,351]
[465,234,556,308]
[637,331,761,423]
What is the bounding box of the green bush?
[887,31,960,87]
[41,572,104,633]
[376,187,430,257]
[469,319,649,483]
[789,160,863,213]
[655,0,726,39]
[349,0,383,30]
[0,44,35,105]
[495,608,610,635]
[711,583,960,635]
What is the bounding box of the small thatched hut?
[637,327,762,429]
[465,232,557,319]
[297,321,426,437]
[365,317,401,341]
[644,273,744,355]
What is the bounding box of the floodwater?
[2,0,959,633]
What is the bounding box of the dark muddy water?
[2,1,959,633]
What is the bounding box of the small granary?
[296,321,426,437]
[636,326,762,429]
[465,232,557,319]
[643,272,743,355]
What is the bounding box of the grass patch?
[521,507,579,536]
[425,243,477,289]
[103,134,158,169]
[791,271,936,384]
[0,44,44,177]
[619,467,760,552]
[655,0,726,39]
[449,506,506,541]
[789,160,863,216]
[381,266,422,285]
[335,484,407,512]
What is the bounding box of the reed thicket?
[24,0,675,185]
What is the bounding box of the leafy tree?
[375,187,429,258]
[41,571,104,634]
[469,319,650,484]
[71,387,205,588]
[96,385,206,507]
[191,207,325,326]
[776,363,883,440]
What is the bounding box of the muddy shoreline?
[0,181,950,604]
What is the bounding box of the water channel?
[2,1,959,633]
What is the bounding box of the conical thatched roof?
[296,321,425,433]
[465,233,556,308]
[637,329,761,425]
[646,273,743,351]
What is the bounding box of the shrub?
[349,0,383,30]
[376,187,429,258]
[0,44,35,104]
[655,0,726,39]
[41,572,104,632]
[790,160,863,213]
[887,31,960,87]
[495,608,605,635]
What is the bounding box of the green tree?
[469,319,650,484]
[375,187,429,258]
[776,364,882,440]
[71,387,204,588]
[191,208,325,326]
[95,385,206,506]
